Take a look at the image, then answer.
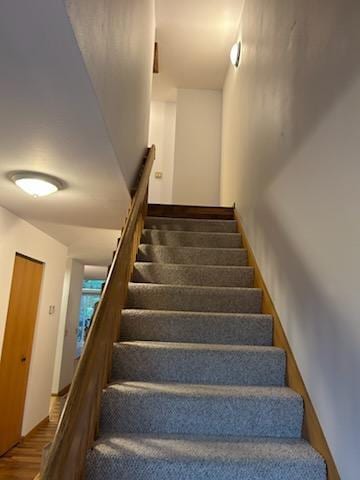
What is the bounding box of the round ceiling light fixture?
[9,171,65,198]
[230,41,242,68]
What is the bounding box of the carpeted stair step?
[127,283,262,313]
[137,244,248,266]
[144,216,237,233]
[100,382,303,438]
[86,208,326,480]
[132,262,254,287]
[141,229,242,248]
[86,434,326,480]
[112,341,285,386]
[120,309,273,345]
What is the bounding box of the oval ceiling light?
[9,171,64,198]
[230,41,242,68]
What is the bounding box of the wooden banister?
[39,146,155,480]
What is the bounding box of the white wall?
[148,101,177,204]
[0,206,67,435]
[173,89,222,205]
[52,259,84,394]
[0,0,131,234]
[66,0,156,189]
[220,1,360,478]
[84,265,108,280]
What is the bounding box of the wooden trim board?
[147,204,234,220]
[40,146,156,479]
[15,252,44,265]
[22,416,49,442]
[51,384,70,398]
[234,208,340,480]
[153,42,159,74]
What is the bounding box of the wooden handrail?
[39,146,155,479]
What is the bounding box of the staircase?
[86,208,326,479]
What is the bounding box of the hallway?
[0,398,62,480]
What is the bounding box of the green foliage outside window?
[77,279,104,356]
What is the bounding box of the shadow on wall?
[235,0,360,195]
[223,1,360,478]
[250,199,360,455]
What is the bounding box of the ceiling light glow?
[10,172,64,198]
[230,41,241,68]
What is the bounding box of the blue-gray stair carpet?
[86,214,326,479]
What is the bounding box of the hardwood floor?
[0,396,63,480]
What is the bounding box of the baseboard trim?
[22,416,49,441]
[234,208,340,480]
[51,383,70,397]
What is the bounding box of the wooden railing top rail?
[40,146,155,480]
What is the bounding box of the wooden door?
[0,254,44,455]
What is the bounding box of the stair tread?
[143,228,240,237]
[112,341,285,386]
[101,381,303,438]
[115,340,282,353]
[127,283,262,314]
[145,217,237,233]
[128,282,261,293]
[134,261,252,270]
[132,263,254,287]
[138,244,246,252]
[141,229,242,248]
[121,309,273,345]
[87,434,326,480]
[146,216,236,224]
[137,244,248,266]
[106,381,299,398]
[90,432,325,459]
[122,308,271,319]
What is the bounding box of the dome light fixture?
[9,171,64,198]
[230,41,242,68]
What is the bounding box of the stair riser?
[144,217,237,233]
[87,452,326,480]
[127,285,262,313]
[132,264,254,287]
[100,389,303,438]
[112,345,285,386]
[147,204,235,220]
[141,230,242,248]
[137,245,249,266]
[121,311,273,345]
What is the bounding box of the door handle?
[21,356,26,363]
